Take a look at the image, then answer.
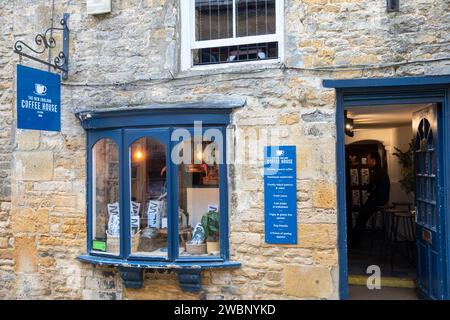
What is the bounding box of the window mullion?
[192,34,279,49]
[232,0,236,38]
[89,138,95,253]
[217,0,220,39]
[198,1,202,41]
[169,129,178,261]
[121,129,131,259]
[256,0,258,35]
[190,0,196,45]
[219,127,230,260]
[209,0,212,41]
[246,0,248,37]
[227,0,230,38]
[265,0,268,34]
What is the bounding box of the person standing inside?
[350,151,390,247]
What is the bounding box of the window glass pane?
[92,138,120,255]
[237,0,276,37]
[427,203,431,226]
[193,41,278,65]
[422,177,425,198]
[196,0,233,41]
[130,137,168,257]
[417,202,421,223]
[431,151,435,175]
[433,205,437,228]
[177,139,221,257]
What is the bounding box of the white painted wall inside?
[345,125,414,205]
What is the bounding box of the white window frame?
[180,0,284,71]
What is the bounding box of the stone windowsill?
[178,59,284,79]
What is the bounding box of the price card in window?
[131,201,140,229]
[147,200,162,228]
[107,202,120,236]
[92,240,107,252]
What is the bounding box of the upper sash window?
[181,0,284,69]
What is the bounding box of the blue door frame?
[324,76,450,300]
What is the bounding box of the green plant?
[392,137,415,195]
[201,210,220,242]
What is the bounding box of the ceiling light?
[344,111,354,137]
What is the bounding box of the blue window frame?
[76,106,242,271]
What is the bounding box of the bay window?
[76,104,241,291]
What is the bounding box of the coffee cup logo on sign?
[34,83,47,96]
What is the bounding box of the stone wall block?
[284,265,333,299]
[14,152,53,181]
[297,224,337,249]
[312,180,337,209]
[13,236,38,273]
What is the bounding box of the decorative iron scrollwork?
[14,13,70,79]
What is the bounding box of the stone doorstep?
[348,274,417,289]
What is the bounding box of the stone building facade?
[0,0,449,300]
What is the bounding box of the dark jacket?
[368,165,390,205]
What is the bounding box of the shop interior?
[92,137,221,258]
[344,103,433,299]
[128,138,220,257]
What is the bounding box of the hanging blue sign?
[17,65,61,132]
[264,146,297,244]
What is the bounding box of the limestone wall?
[0,0,449,299]
[0,0,14,299]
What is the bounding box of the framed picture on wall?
[361,190,368,204]
[361,168,370,185]
[350,169,359,186]
[352,190,360,207]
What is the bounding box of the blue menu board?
[264,146,297,244]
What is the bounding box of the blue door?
[413,104,444,299]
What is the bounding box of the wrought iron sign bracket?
[14,13,70,80]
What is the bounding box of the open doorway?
[344,103,438,300]
[325,76,450,300]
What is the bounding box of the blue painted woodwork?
[323,75,450,89]
[325,76,450,300]
[77,255,241,269]
[87,130,124,259]
[118,267,144,289]
[175,269,203,293]
[79,105,241,292]
[75,99,246,130]
[413,105,445,300]
[123,128,172,261]
[78,254,240,291]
